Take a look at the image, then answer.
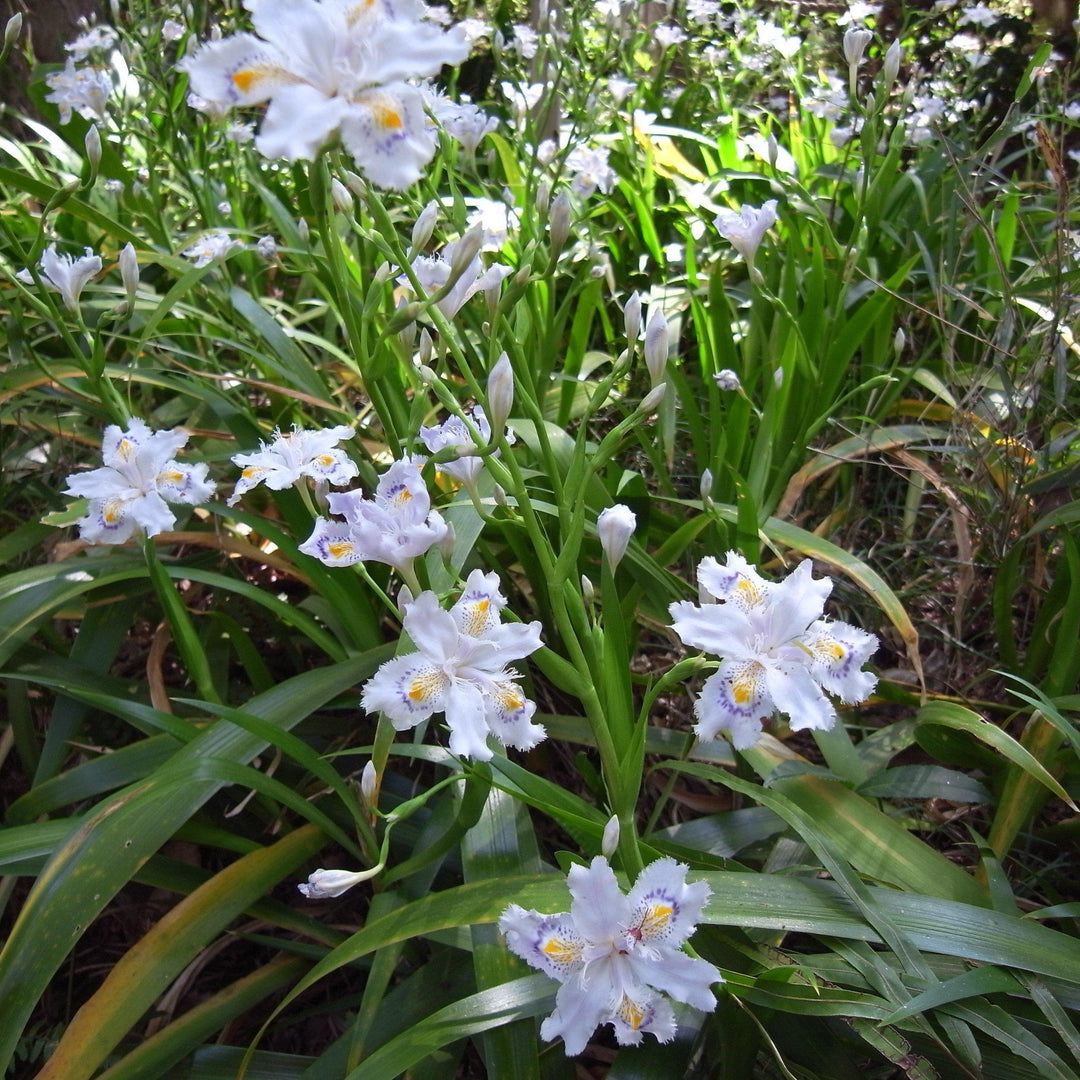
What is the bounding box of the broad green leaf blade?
[917,701,1076,810]
[38,826,326,1080]
[0,653,383,1073]
[342,975,556,1080]
[880,966,1023,1025]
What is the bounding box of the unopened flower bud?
[486,352,514,437]
[537,138,558,166]
[418,364,437,384]
[397,582,414,608]
[439,521,457,561]
[700,468,713,502]
[298,865,381,899]
[297,217,310,244]
[360,760,378,805]
[882,38,902,89]
[644,307,669,387]
[373,260,393,284]
[418,329,433,367]
[713,368,740,391]
[4,12,23,53]
[624,291,642,349]
[843,26,873,68]
[216,199,231,215]
[581,574,595,603]
[773,367,784,389]
[767,133,779,169]
[331,178,353,215]
[535,179,551,218]
[411,199,439,255]
[493,483,507,507]
[597,504,636,570]
[640,382,667,413]
[450,225,484,282]
[119,242,138,307]
[342,170,365,197]
[549,192,571,256]
[893,327,906,355]
[256,234,277,259]
[84,124,101,173]
[601,814,620,859]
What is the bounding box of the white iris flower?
[228,424,357,505]
[63,419,216,545]
[669,552,878,749]
[17,244,102,312]
[299,454,447,573]
[713,200,778,270]
[419,405,514,490]
[499,856,721,1057]
[404,239,512,319]
[361,570,545,760]
[45,58,111,124]
[180,0,469,189]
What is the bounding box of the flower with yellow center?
[360,569,544,760]
[668,551,878,749]
[180,0,470,188]
[499,856,721,1057]
[228,424,357,506]
[299,454,447,575]
[63,419,216,545]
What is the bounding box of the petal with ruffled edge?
[541,970,611,1058]
[40,244,101,311]
[668,598,754,659]
[77,497,140,545]
[228,455,283,504]
[764,560,833,645]
[296,426,358,486]
[105,419,188,472]
[450,568,506,637]
[155,461,216,505]
[182,33,295,107]
[609,989,677,1048]
[697,551,773,610]
[371,455,431,521]
[298,518,365,565]
[628,948,721,1012]
[126,491,178,538]
[764,661,836,733]
[400,590,461,663]
[625,857,710,952]
[246,0,340,86]
[256,82,348,161]
[360,652,449,729]
[567,856,630,944]
[358,17,469,83]
[64,464,134,502]
[693,661,774,748]
[498,904,582,983]
[484,677,545,751]
[802,619,879,703]
[444,678,493,760]
[341,85,437,190]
